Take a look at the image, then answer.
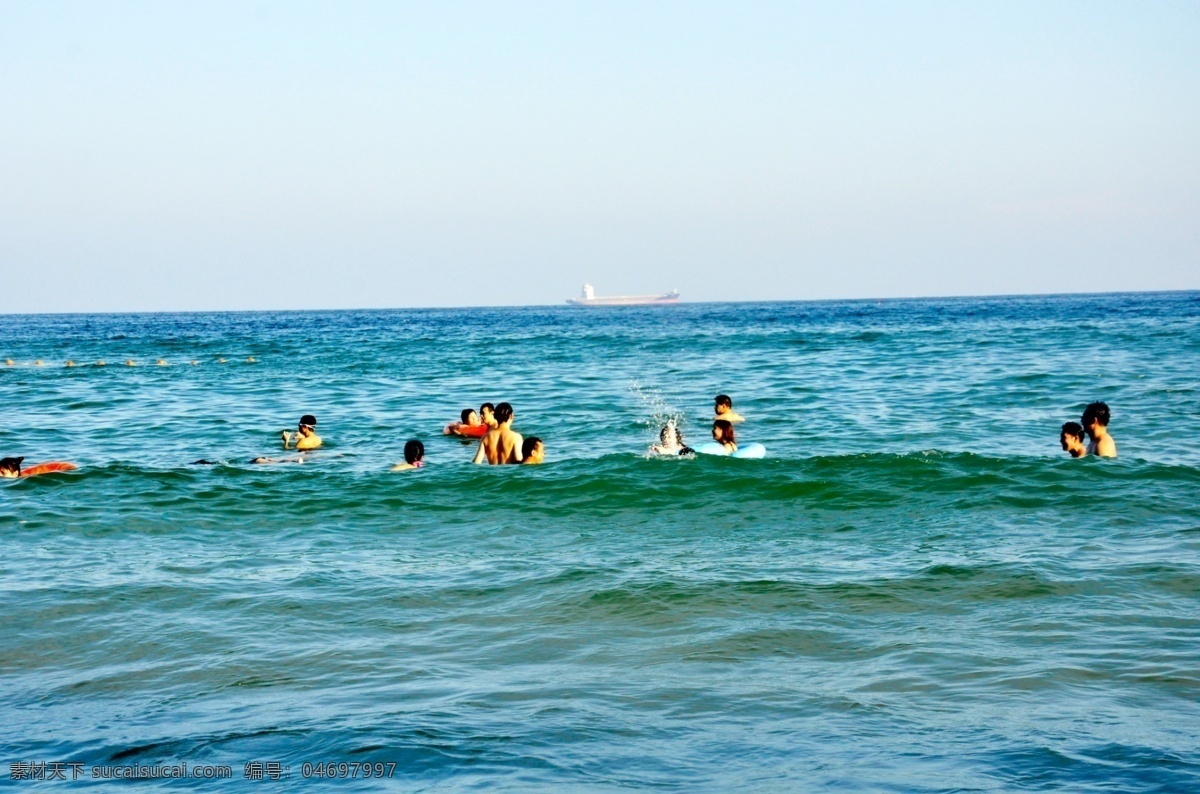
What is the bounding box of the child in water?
[392,440,425,471]
[652,420,694,456]
[521,436,545,464]
[712,419,737,454]
[1060,422,1086,458]
[444,408,485,437]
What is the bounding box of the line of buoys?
[3,357,259,367]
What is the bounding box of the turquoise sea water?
[2,292,1199,790]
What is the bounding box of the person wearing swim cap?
[714,394,744,424]
[521,437,544,465]
[1060,422,1086,458]
[473,402,523,464]
[392,439,426,471]
[712,419,737,454]
[283,414,322,451]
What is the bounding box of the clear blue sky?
[2,1,1197,312]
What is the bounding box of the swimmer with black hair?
[0,457,25,477]
[253,414,322,464]
[652,420,695,456]
[479,402,498,429]
[444,408,485,436]
[473,402,523,464]
[1082,402,1117,458]
[1,456,78,478]
[712,419,737,454]
[521,437,544,464]
[714,394,744,423]
[282,414,322,451]
[1060,422,1086,458]
[392,439,426,471]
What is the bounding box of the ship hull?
[566,294,680,306]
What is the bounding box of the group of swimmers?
[4,358,255,367]
[244,401,547,471]
[650,395,746,456]
[1,394,1118,480]
[1059,402,1118,458]
[443,401,545,466]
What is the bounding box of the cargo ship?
[566,283,681,306]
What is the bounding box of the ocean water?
[2,291,1199,791]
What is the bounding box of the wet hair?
[461,408,474,424]
[713,419,736,445]
[494,402,513,423]
[1081,402,1110,428]
[715,394,732,408]
[404,439,424,464]
[1060,422,1085,443]
[0,456,25,474]
[299,414,317,428]
[480,402,495,415]
[660,423,683,446]
[522,436,542,459]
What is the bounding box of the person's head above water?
[480,403,497,427]
[494,402,514,425]
[404,439,425,465]
[521,436,544,464]
[660,421,684,447]
[1081,402,1110,437]
[715,394,733,412]
[712,419,736,446]
[298,414,317,434]
[0,456,25,478]
[461,408,480,425]
[1060,422,1086,458]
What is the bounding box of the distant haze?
[2,1,1197,313]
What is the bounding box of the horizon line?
[1,287,1195,318]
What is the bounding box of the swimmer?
[65,360,76,367]
[521,436,545,464]
[652,420,695,456]
[391,439,426,471]
[712,419,737,454]
[473,402,523,464]
[444,408,484,436]
[714,394,744,423]
[1060,422,1086,458]
[96,360,105,366]
[4,359,13,366]
[1081,402,1117,458]
[282,414,322,451]
[157,359,168,366]
[126,360,136,366]
[480,402,498,429]
[1,457,78,478]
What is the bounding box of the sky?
[1,1,1197,312]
